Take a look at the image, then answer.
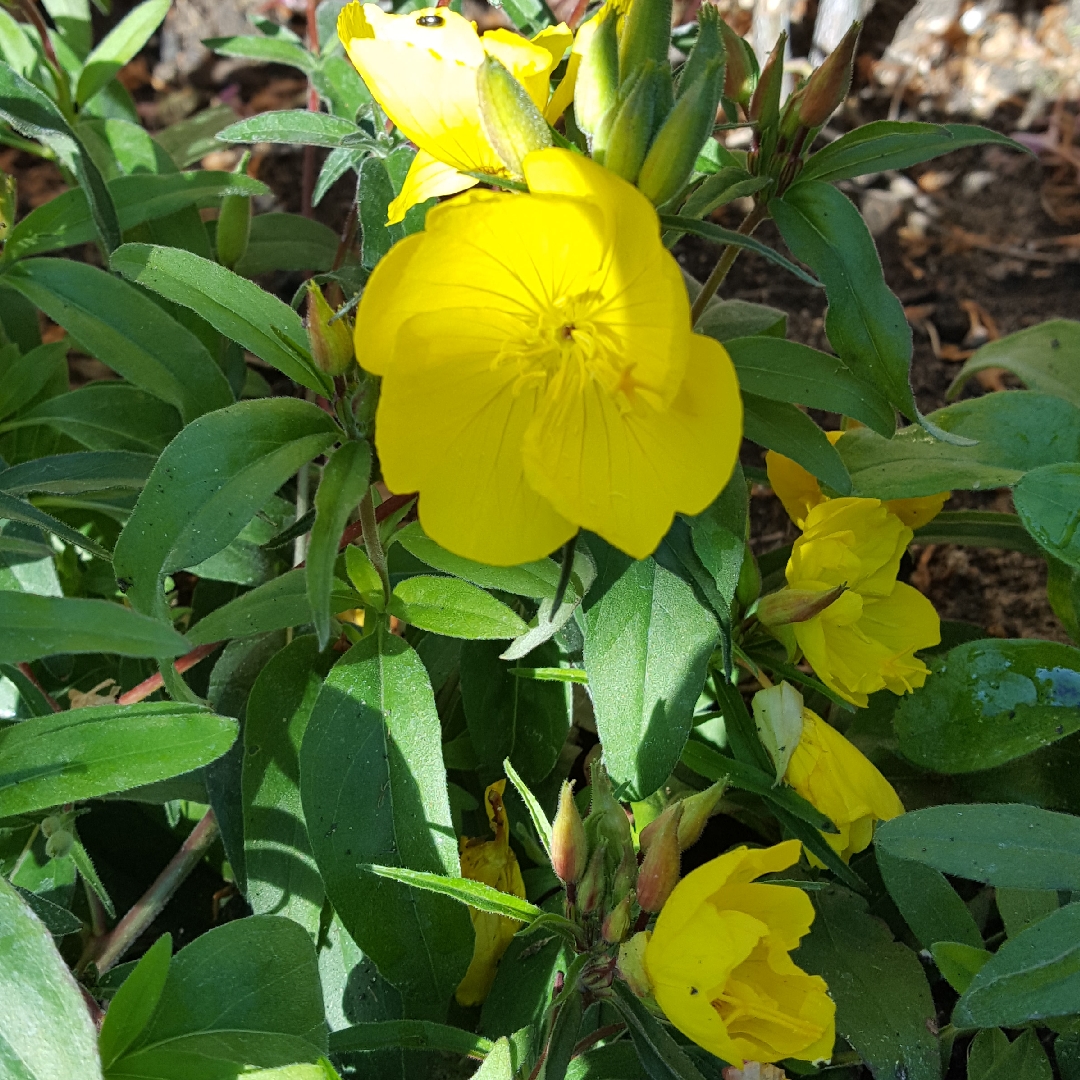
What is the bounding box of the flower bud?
[637,56,723,205]
[675,3,724,99]
[306,282,355,376]
[798,20,860,128]
[718,19,754,106]
[618,0,673,90]
[754,584,846,627]
[747,31,786,127]
[617,931,653,999]
[611,843,637,904]
[676,781,726,851]
[602,60,667,183]
[551,780,589,884]
[45,828,74,860]
[602,892,633,943]
[574,4,621,136]
[0,172,15,246]
[578,839,608,915]
[636,803,681,913]
[216,185,252,271]
[476,56,553,178]
[752,682,805,784]
[585,760,634,874]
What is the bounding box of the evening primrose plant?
[2,0,1080,1078]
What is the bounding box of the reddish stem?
[116,643,222,707]
[571,1022,626,1059]
[17,662,61,712]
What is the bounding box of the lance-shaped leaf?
[329,1022,494,1059]
[0,451,154,495]
[218,110,360,148]
[75,0,172,105]
[0,491,110,559]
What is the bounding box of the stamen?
[713,992,824,1039]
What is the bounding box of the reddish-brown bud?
[748,31,786,126]
[798,21,861,128]
[754,584,846,627]
[718,18,753,105]
[676,781,726,851]
[636,804,682,913]
[551,780,589,884]
[602,892,634,943]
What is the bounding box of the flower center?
[713,989,825,1040]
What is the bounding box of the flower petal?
[386,149,477,226]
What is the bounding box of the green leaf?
[894,639,1080,773]
[70,836,115,917]
[502,756,553,859]
[798,121,1026,185]
[218,110,360,148]
[0,701,236,816]
[185,567,360,645]
[98,934,172,1070]
[876,847,983,950]
[795,885,940,1080]
[0,451,154,495]
[3,171,269,262]
[0,876,103,1080]
[0,61,120,252]
[1,258,234,423]
[390,576,529,640]
[772,181,919,426]
[947,319,1080,406]
[1015,463,1080,570]
[659,214,821,287]
[75,0,170,105]
[875,804,1080,891]
[1048,557,1080,644]
[12,885,82,937]
[234,213,341,275]
[692,296,786,342]
[836,424,1023,500]
[110,243,329,395]
[725,336,895,437]
[742,392,852,493]
[582,545,718,801]
[460,640,570,785]
[243,636,332,937]
[1,384,181,453]
[954,902,1080,1028]
[609,979,708,1080]
[113,398,338,619]
[311,54,371,121]
[997,888,1060,938]
[301,630,472,1019]
[154,103,238,168]
[913,511,1042,556]
[676,167,770,225]
[0,490,111,559]
[931,941,992,995]
[204,34,315,72]
[968,1029,1052,1080]
[308,441,370,649]
[0,339,68,421]
[328,1021,493,1057]
[105,915,327,1078]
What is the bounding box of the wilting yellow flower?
[785,708,904,863]
[356,148,742,565]
[783,497,940,707]
[643,840,835,1066]
[456,780,526,1006]
[766,432,949,531]
[338,2,572,223]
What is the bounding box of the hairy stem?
[359,486,391,603]
[116,643,222,706]
[689,202,769,326]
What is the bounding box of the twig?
[690,202,769,325]
[116,643,222,706]
[17,662,61,712]
[88,809,219,974]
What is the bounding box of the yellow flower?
[456,780,526,1006]
[783,498,940,707]
[356,148,742,566]
[643,840,835,1066]
[765,431,949,531]
[784,708,904,863]
[338,2,572,223]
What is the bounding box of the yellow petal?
[482,27,565,109]
[765,449,826,530]
[354,231,426,375]
[885,491,950,529]
[858,582,939,693]
[386,149,477,226]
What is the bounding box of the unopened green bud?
[754,583,846,627]
[585,760,634,873]
[476,56,552,178]
[574,4,621,136]
[675,781,726,850]
[602,892,634,943]
[603,60,667,183]
[305,282,355,376]
[611,843,637,905]
[618,0,673,89]
[0,172,15,246]
[217,156,253,270]
[578,839,608,915]
[748,31,786,127]
[637,57,723,205]
[551,780,589,884]
[45,828,74,860]
[752,682,805,784]
[798,20,860,128]
[718,19,754,105]
[636,803,681,913]
[676,3,724,98]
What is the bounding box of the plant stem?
[8,823,40,881]
[294,461,311,566]
[17,662,61,712]
[89,809,219,974]
[689,202,769,326]
[359,486,391,603]
[116,643,222,706]
[571,1022,626,1059]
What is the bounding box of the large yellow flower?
[356,148,742,566]
[456,780,526,1006]
[784,708,904,863]
[338,2,572,223]
[643,840,835,1066]
[783,498,940,707]
[766,432,949,531]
